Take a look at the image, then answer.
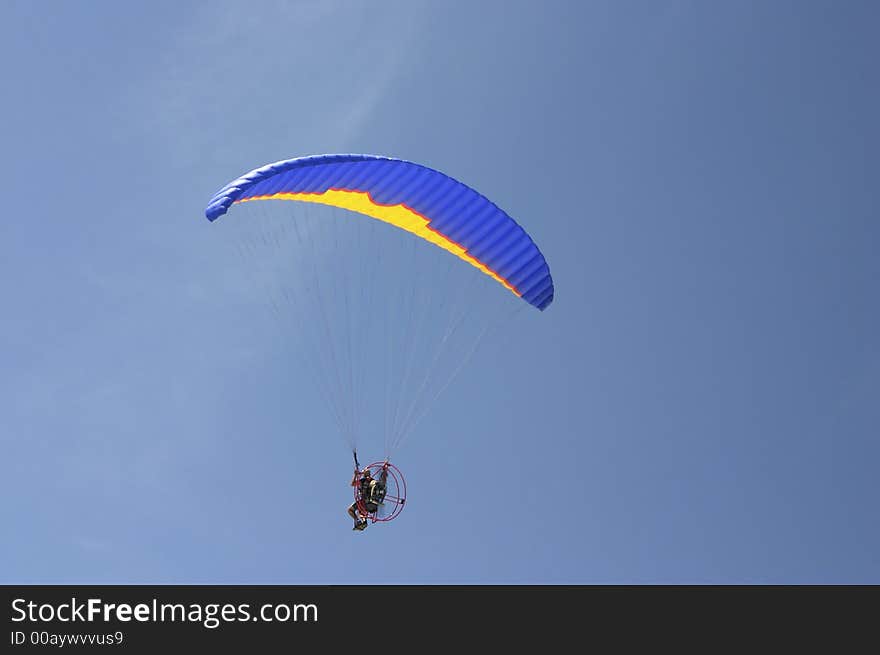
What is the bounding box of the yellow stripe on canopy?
[237,189,520,295]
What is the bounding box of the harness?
[358,476,386,509]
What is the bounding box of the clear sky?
[2,0,878,584]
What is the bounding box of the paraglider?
[204,154,553,530]
[347,466,374,531]
[347,454,406,531]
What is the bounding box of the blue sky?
[2,0,878,583]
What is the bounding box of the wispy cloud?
[130,0,426,165]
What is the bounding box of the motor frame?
[354,461,407,523]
